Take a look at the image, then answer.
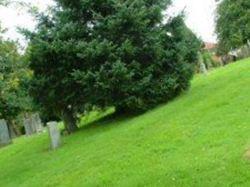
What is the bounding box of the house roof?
[204,42,217,50]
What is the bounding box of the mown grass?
[1,58,250,187]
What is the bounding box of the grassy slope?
[1,58,250,187]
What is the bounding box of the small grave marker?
[47,122,61,150]
[0,119,12,147]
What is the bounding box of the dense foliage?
[202,51,220,70]
[0,26,33,134]
[216,0,250,54]
[26,0,201,132]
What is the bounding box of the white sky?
[0,0,218,46]
[168,0,218,43]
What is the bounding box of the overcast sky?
[0,0,218,45]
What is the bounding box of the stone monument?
[47,121,61,150]
[0,119,12,147]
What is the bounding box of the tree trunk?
[62,109,78,134]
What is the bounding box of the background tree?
[216,0,250,54]
[25,0,201,133]
[0,26,33,136]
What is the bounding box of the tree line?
[216,0,250,55]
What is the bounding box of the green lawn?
[1,58,250,187]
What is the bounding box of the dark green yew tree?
[216,0,250,54]
[26,0,201,133]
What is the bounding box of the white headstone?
[0,119,12,147]
[47,122,61,150]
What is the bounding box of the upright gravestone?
[23,117,34,136]
[33,113,43,133]
[198,52,207,74]
[200,62,208,74]
[47,122,61,150]
[0,119,12,147]
[24,113,44,136]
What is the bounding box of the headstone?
[47,122,61,150]
[200,62,208,74]
[24,113,44,136]
[0,119,12,147]
[198,52,207,74]
[33,113,43,133]
[23,116,34,136]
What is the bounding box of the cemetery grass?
[1,58,250,186]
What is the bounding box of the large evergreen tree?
[216,0,250,54]
[26,0,201,133]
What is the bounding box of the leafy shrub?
[202,51,220,69]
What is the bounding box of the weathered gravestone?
[0,119,12,147]
[200,62,208,74]
[33,113,43,133]
[23,116,34,136]
[24,113,44,136]
[198,52,207,74]
[47,122,61,150]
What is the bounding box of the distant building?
[202,42,222,65]
[203,42,217,53]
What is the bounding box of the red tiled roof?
[204,42,217,50]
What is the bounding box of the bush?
[202,51,220,69]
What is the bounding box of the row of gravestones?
[0,113,44,147]
[0,118,61,150]
[23,113,44,136]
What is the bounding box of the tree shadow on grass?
[75,91,191,136]
[79,114,129,131]
[78,111,136,133]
